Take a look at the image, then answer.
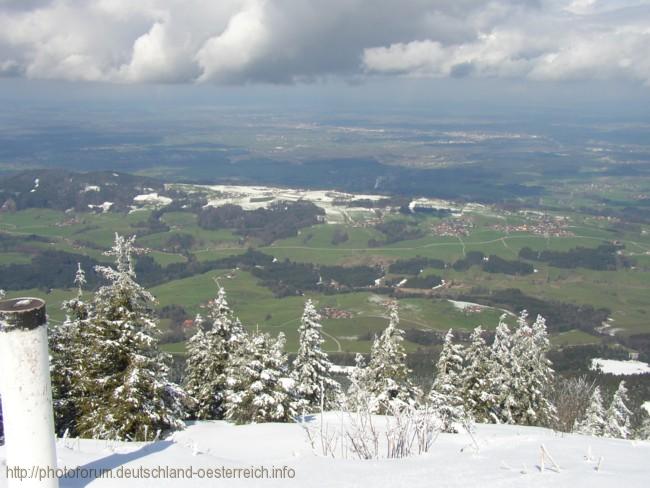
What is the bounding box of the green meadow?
[1,190,647,354]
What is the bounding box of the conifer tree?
[638,411,650,440]
[484,311,557,426]
[76,234,187,441]
[486,315,516,424]
[605,381,632,439]
[184,287,247,419]
[428,329,471,432]
[183,314,212,418]
[291,300,341,412]
[574,386,606,436]
[510,313,557,426]
[224,331,296,424]
[461,325,493,422]
[530,314,557,423]
[346,353,369,410]
[50,264,89,435]
[361,303,420,414]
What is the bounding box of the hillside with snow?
[1,418,649,487]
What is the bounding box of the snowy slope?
[1,417,649,487]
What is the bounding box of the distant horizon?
[0,1,648,182]
[0,1,649,125]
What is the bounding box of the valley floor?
[1,416,649,487]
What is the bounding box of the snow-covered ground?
[595,318,623,337]
[408,197,461,215]
[193,184,385,224]
[1,419,648,487]
[590,358,650,376]
[447,300,516,317]
[167,183,500,225]
[448,299,490,311]
[87,202,113,213]
[133,193,173,207]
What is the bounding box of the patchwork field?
[1,178,648,356]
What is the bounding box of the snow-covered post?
[0,298,59,488]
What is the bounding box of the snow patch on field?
[590,358,650,376]
[447,300,515,317]
[170,182,501,225]
[408,197,460,214]
[596,318,623,337]
[448,299,489,311]
[1,420,648,487]
[133,193,173,206]
[178,184,387,224]
[88,202,113,213]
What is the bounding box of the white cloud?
[0,0,648,85]
[195,1,269,83]
[117,22,197,83]
[363,1,650,85]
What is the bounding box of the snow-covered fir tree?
[485,315,516,424]
[574,386,606,436]
[76,234,188,441]
[428,329,471,433]
[291,300,341,412]
[484,311,556,426]
[50,263,89,435]
[224,331,296,424]
[604,381,632,439]
[356,303,421,414]
[509,313,556,426]
[184,287,247,419]
[346,353,368,410]
[183,313,211,418]
[638,411,650,440]
[461,325,492,422]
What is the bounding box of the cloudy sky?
[0,0,649,84]
[0,0,649,113]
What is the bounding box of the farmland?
[1,172,649,361]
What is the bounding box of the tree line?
[197,201,324,245]
[519,244,625,271]
[49,244,565,441]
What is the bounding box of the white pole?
[0,298,59,488]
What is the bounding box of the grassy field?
[1,190,647,353]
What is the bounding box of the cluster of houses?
[318,307,354,320]
[430,219,473,237]
[492,214,573,237]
